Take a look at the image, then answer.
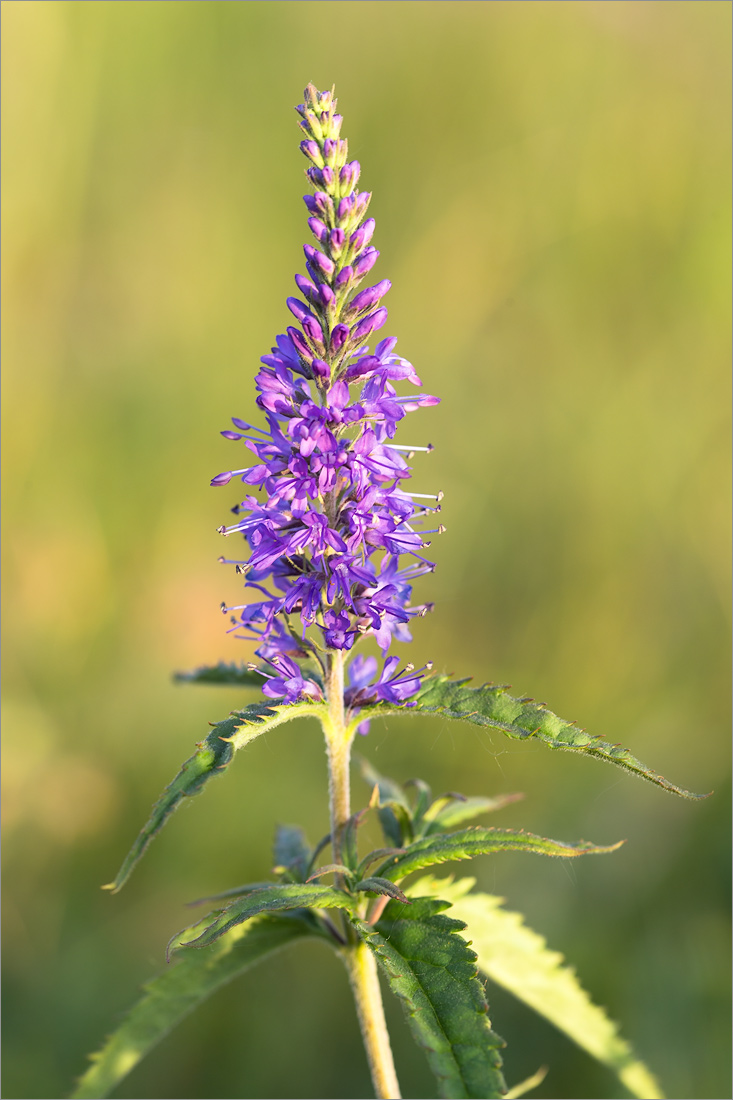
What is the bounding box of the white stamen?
[387,444,433,453]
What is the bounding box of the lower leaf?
[355,896,507,1100]
[169,882,358,955]
[411,875,664,1100]
[71,912,319,1100]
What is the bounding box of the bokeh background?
[2,2,730,1098]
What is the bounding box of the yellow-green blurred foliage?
[2,2,730,1097]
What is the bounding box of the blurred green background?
[2,2,730,1098]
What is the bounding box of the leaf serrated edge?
[71,913,317,1100]
[411,875,665,1100]
[354,675,708,800]
[354,898,508,1099]
[374,826,623,882]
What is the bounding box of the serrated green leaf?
[173,662,267,687]
[340,807,369,871]
[355,846,406,880]
[306,863,354,882]
[354,877,410,904]
[424,793,524,834]
[356,674,705,799]
[412,876,663,1100]
[71,911,318,1100]
[105,699,325,893]
[186,881,274,907]
[355,896,507,1099]
[374,827,622,882]
[169,882,358,954]
[273,823,311,881]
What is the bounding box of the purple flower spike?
[214,83,440,714]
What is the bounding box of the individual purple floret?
[212,84,441,711]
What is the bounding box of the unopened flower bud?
[330,323,350,351]
[307,217,328,244]
[311,358,330,380]
[353,192,372,217]
[353,247,379,277]
[303,108,323,141]
[294,273,318,303]
[350,279,391,314]
[351,307,388,341]
[303,244,335,278]
[316,87,332,110]
[286,297,313,323]
[337,195,355,221]
[300,140,323,167]
[340,161,361,191]
[350,217,376,251]
[287,325,312,361]
[335,265,354,289]
[302,316,325,345]
[329,228,345,258]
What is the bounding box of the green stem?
[323,650,401,1100]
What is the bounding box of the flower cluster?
[212,84,440,708]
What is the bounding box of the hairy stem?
[341,941,402,1100]
[325,649,349,860]
[323,650,401,1100]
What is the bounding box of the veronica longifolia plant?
[75,85,705,1100]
